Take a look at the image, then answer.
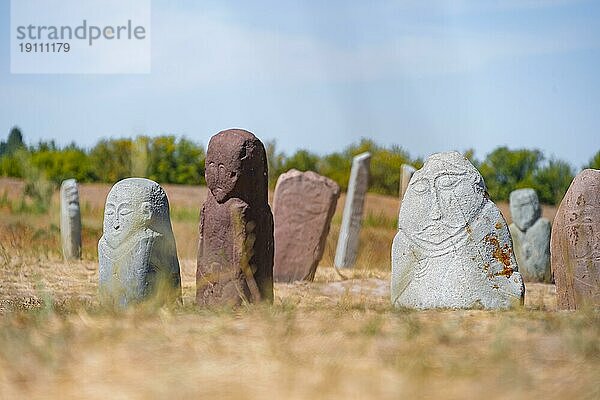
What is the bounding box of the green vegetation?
[1,126,596,205]
[476,147,576,205]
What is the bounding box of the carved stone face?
[510,189,540,231]
[205,134,243,203]
[61,179,80,218]
[205,129,270,205]
[103,183,152,249]
[399,152,485,253]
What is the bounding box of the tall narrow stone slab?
[551,169,600,310]
[98,178,181,306]
[273,169,340,282]
[398,164,416,228]
[60,179,82,260]
[197,129,274,306]
[509,188,551,282]
[399,164,416,201]
[392,152,524,309]
[334,152,371,269]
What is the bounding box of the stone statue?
[98,178,181,306]
[508,189,551,282]
[197,129,274,306]
[60,179,82,260]
[392,151,524,309]
[273,169,340,282]
[334,152,371,269]
[551,169,600,310]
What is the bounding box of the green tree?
[30,147,95,183]
[586,150,600,170]
[281,149,320,174]
[89,138,133,182]
[479,147,543,201]
[172,137,205,185]
[318,152,352,191]
[532,159,574,205]
[6,126,25,154]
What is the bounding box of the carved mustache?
[416,222,463,237]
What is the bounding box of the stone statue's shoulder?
[226,197,250,213]
[470,200,508,237]
[392,228,410,249]
[529,217,551,234]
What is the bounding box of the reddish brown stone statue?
[196,129,274,306]
[273,169,340,282]
[551,169,600,310]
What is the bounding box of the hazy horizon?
[1,0,599,168]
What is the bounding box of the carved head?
[509,188,540,231]
[399,152,486,252]
[102,178,171,249]
[205,129,268,205]
[61,179,80,218]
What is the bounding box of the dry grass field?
[0,178,597,399]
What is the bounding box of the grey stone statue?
[392,152,524,309]
[60,179,82,260]
[509,189,552,283]
[98,178,181,306]
[334,152,371,269]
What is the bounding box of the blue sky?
[1,0,599,167]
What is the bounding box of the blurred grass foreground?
[0,177,598,399]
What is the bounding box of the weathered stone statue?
[197,129,274,306]
[392,152,524,309]
[334,152,371,269]
[273,169,340,282]
[98,178,181,306]
[398,164,416,228]
[60,179,82,260]
[551,169,600,310]
[508,189,551,282]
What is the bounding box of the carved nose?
[113,223,120,230]
[430,201,442,220]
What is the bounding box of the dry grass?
[0,179,597,400]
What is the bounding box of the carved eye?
[437,175,461,189]
[411,179,429,194]
[106,208,115,216]
[119,207,133,216]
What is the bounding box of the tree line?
[1,126,598,205]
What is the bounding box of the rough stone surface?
[98,178,181,306]
[509,189,552,282]
[334,152,371,269]
[551,169,600,310]
[273,169,340,282]
[392,151,524,309]
[197,129,274,306]
[60,179,82,260]
[398,164,416,228]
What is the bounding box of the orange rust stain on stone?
[495,221,502,229]
[484,234,514,277]
[466,225,473,234]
